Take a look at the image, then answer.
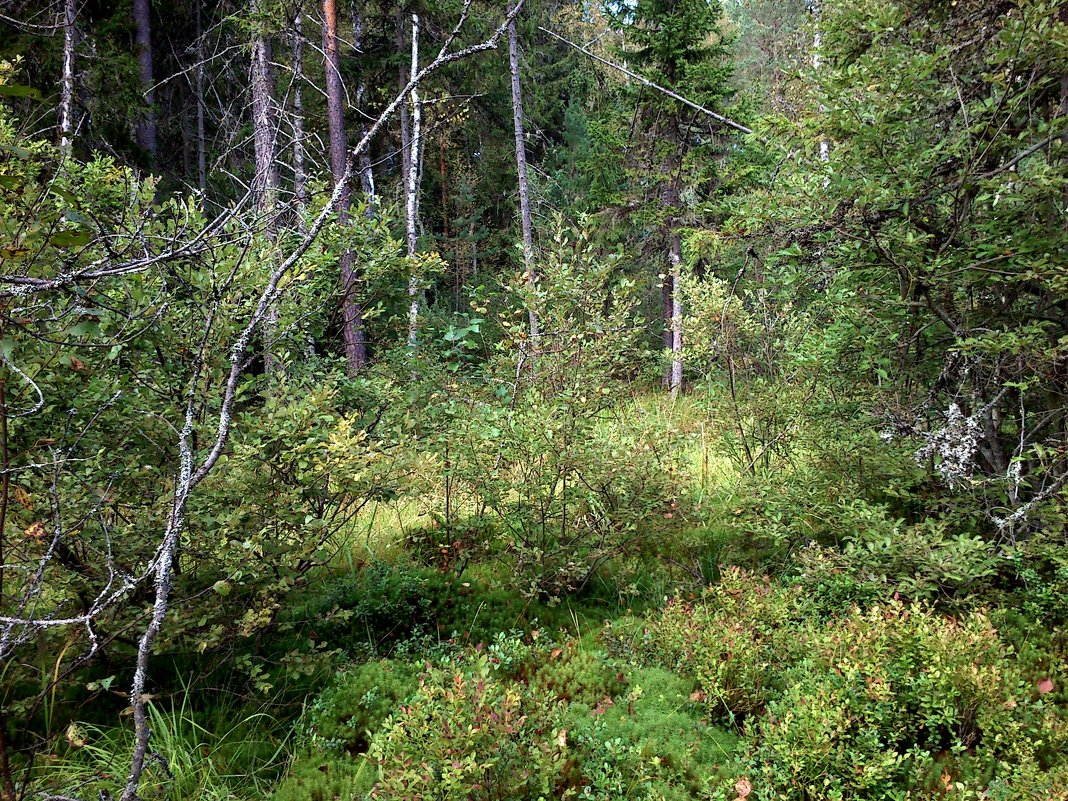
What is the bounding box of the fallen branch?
[539,26,754,136]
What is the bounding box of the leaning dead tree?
[0,4,523,799]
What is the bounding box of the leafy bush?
[274,632,739,801]
[367,650,567,800]
[608,568,809,723]
[613,569,1068,800]
[300,562,456,655]
[270,754,375,801]
[302,660,419,755]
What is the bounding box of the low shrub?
[275,633,739,800]
[301,660,419,755]
[607,567,810,724]
[614,569,1068,800]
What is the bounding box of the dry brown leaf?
[24,521,46,540]
[734,777,752,799]
[12,486,32,510]
[65,723,87,748]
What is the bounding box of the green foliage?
[614,569,1068,800]
[367,649,566,800]
[302,660,419,755]
[418,219,682,600]
[276,632,740,801]
[292,562,457,656]
[33,699,287,801]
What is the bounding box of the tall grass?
[31,694,289,801]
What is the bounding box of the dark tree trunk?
[353,3,376,205]
[324,0,369,373]
[194,0,206,192]
[133,0,157,164]
[397,8,412,198]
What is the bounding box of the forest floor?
[29,394,1068,801]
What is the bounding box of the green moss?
[269,753,374,801]
[302,660,419,755]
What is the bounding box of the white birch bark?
[406,13,422,351]
[57,0,77,151]
[291,7,308,209]
[669,231,683,397]
[812,0,829,166]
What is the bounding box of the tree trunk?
[669,230,683,397]
[133,0,157,165]
[353,3,376,206]
[195,0,206,192]
[250,12,277,212]
[812,0,829,166]
[508,2,538,352]
[324,0,369,373]
[57,0,76,150]
[397,9,412,197]
[291,7,308,209]
[662,272,673,362]
[406,12,422,351]
[661,120,684,394]
[250,2,280,372]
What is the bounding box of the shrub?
[270,754,374,801]
[275,633,740,801]
[294,562,457,655]
[302,660,419,755]
[616,570,1068,800]
[607,567,809,723]
[366,651,567,800]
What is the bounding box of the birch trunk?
[507,2,538,352]
[57,0,76,150]
[406,12,422,351]
[353,3,376,206]
[661,125,684,392]
[133,0,157,164]
[812,0,829,165]
[324,0,369,373]
[291,7,308,209]
[669,230,683,397]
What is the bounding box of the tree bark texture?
[324,0,369,373]
[133,0,157,163]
